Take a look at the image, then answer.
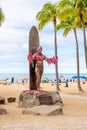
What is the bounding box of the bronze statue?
[32,46,46,89]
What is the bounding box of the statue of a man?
[32,46,46,89]
[28,46,58,90]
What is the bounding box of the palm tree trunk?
[74,29,84,92]
[80,14,87,68]
[54,17,60,91]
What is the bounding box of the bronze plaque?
[39,95,53,105]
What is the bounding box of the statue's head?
[36,46,42,53]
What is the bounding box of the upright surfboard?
[29,26,39,90]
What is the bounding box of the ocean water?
[0,73,87,83]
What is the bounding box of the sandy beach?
[0,82,87,130]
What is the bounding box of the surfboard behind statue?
[29,26,39,90]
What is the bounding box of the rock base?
[18,90,63,107]
[18,90,63,115]
[23,105,63,116]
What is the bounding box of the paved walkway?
[60,93,87,100]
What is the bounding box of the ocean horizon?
[0,73,87,83]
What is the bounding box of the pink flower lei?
[27,53,58,65]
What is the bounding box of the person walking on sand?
[32,46,46,89]
[11,77,14,84]
[65,79,68,87]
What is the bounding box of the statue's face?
[37,49,42,54]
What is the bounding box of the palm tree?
[0,8,5,26]
[57,18,84,92]
[36,3,60,91]
[58,0,87,68]
[75,0,87,68]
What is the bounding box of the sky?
[0,0,87,74]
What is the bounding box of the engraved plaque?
[39,95,53,105]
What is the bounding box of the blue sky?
[0,0,87,74]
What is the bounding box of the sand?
[0,82,87,130]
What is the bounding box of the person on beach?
[65,79,68,87]
[32,46,46,89]
[11,77,14,84]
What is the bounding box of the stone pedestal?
[18,90,63,115]
[23,105,63,116]
[19,90,63,107]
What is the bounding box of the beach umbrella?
[72,76,78,79]
[80,76,87,79]
[19,77,29,81]
[72,76,87,79]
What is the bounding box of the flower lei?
[27,53,58,65]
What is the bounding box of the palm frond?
[36,2,58,30]
[0,8,5,21]
[58,0,72,10]
[63,27,72,37]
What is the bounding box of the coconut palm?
[36,3,60,91]
[58,0,87,68]
[0,8,5,26]
[57,18,84,92]
[75,0,87,68]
